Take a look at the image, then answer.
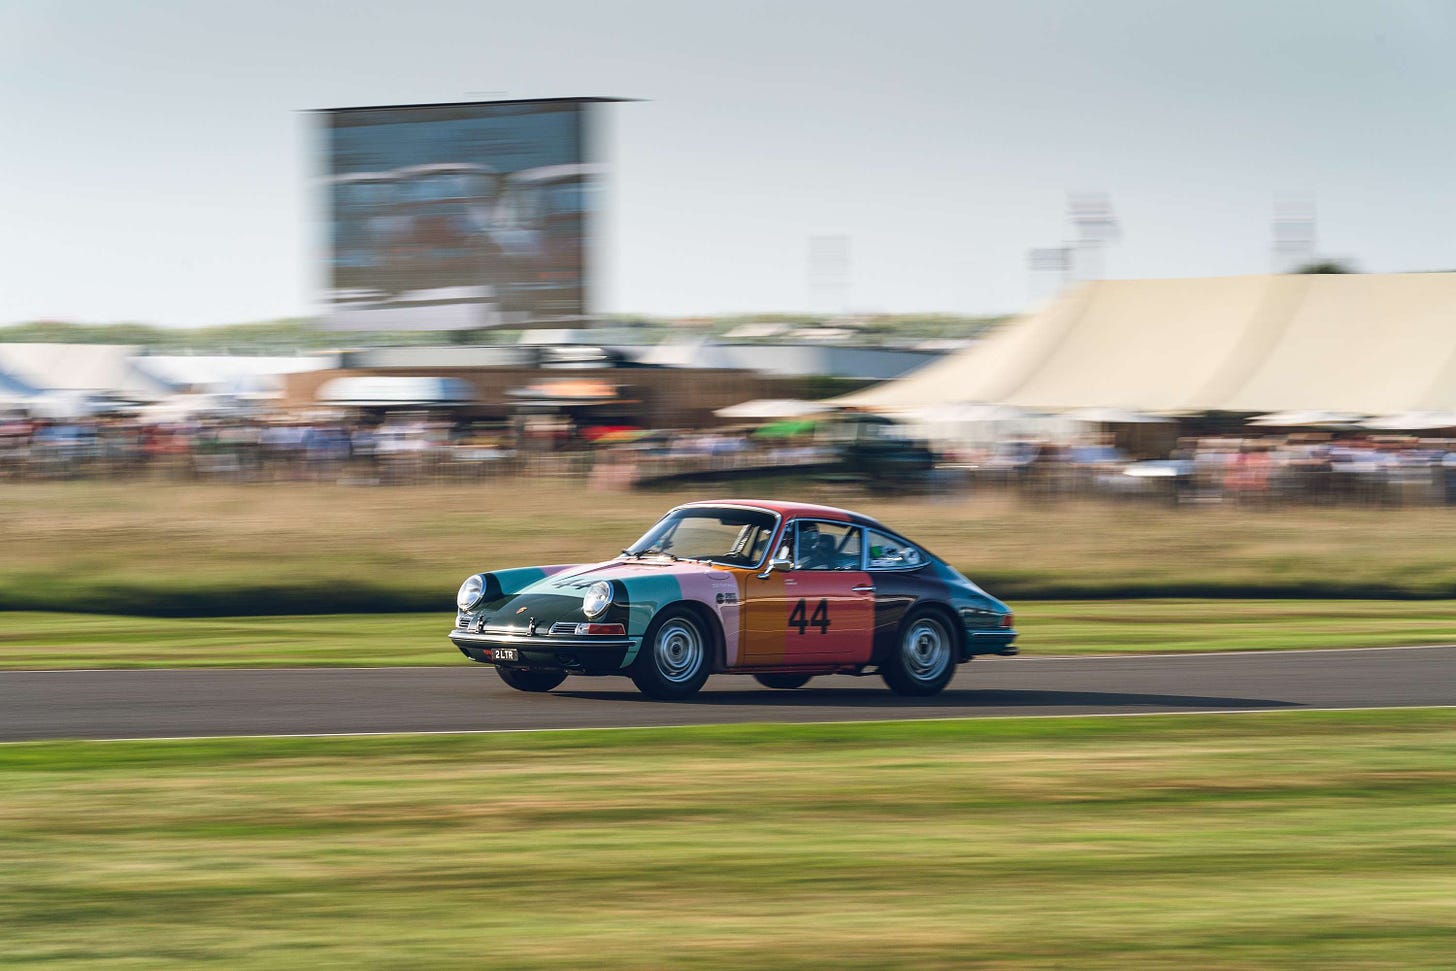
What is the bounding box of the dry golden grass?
[3,479,1456,614]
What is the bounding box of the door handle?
[851,585,874,593]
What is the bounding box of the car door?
[739,519,875,667]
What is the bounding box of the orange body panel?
[735,568,873,667]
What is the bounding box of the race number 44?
[788,598,831,635]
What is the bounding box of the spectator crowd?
[3,412,1456,506]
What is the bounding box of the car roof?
[678,499,887,530]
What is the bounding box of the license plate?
[492,647,519,662]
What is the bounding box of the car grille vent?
[548,622,578,636]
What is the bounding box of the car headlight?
[582,580,613,618]
[457,575,486,611]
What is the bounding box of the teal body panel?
[463,560,736,670]
[614,573,683,665]
[473,565,579,609]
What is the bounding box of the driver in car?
[797,522,837,570]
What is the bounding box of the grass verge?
[4,481,1456,615]
[2,600,1454,669]
[3,709,1454,969]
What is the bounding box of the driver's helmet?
[798,521,835,567]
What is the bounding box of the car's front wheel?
[630,608,711,700]
[753,673,814,690]
[496,667,567,693]
[881,609,956,697]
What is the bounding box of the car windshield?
[624,507,778,567]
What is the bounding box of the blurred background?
[4,2,1456,510]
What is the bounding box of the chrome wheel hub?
[655,619,704,683]
[903,619,950,681]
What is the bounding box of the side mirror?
[757,555,793,580]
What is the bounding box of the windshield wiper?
[622,548,667,560]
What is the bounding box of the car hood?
[474,558,738,637]
[524,556,731,591]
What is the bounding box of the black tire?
[754,673,814,690]
[630,607,711,700]
[496,666,567,693]
[881,609,957,697]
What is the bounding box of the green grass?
[3,710,1454,968]
[2,599,1453,669]
[0,613,444,669]
[5,481,1456,616]
[1027,599,1456,654]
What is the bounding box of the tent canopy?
[838,273,1456,415]
[0,344,176,400]
[714,399,834,419]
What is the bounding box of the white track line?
[4,704,1452,745]
[5,642,1456,675]
[1005,643,1456,661]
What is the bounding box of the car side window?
[792,520,862,571]
[865,529,926,571]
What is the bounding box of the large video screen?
[321,99,601,331]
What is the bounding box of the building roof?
[640,337,938,380]
[838,273,1456,415]
[0,344,176,399]
[132,355,335,395]
[316,376,476,406]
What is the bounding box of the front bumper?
[448,628,637,674]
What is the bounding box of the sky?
[2,0,1454,325]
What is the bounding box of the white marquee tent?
[839,273,1456,419]
[0,344,176,401]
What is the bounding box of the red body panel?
[722,502,874,669]
[737,569,874,668]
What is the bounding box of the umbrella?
[1249,410,1368,428]
[1063,406,1172,424]
[594,428,655,444]
[751,418,818,439]
[1361,412,1456,431]
[908,403,1038,423]
[715,399,834,420]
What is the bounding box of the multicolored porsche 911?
[448,500,1017,699]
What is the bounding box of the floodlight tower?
[1271,195,1317,273]
[1026,246,1072,300]
[1067,192,1119,281]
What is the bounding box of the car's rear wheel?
[753,673,814,690]
[881,609,956,697]
[496,667,567,693]
[630,608,711,700]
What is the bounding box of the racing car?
[449,500,1017,699]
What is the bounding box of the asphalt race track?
[3,645,1454,742]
